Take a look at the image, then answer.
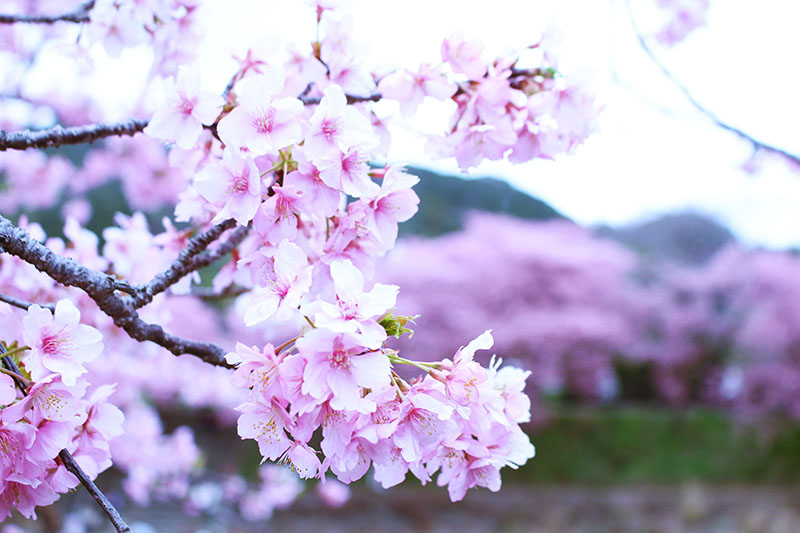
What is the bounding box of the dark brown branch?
[0,1,94,24]
[624,0,800,166]
[131,218,237,306]
[0,215,231,368]
[0,118,148,151]
[130,219,249,308]
[0,344,131,533]
[57,451,130,533]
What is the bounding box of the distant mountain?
[401,167,566,237]
[402,168,736,265]
[595,212,736,265]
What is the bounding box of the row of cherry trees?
[382,213,800,419]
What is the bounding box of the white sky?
[32,0,800,248]
[199,0,800,248]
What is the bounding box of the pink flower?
[441,31,486,80]
[243,240,313,326]
[316,145,379,198]
[655,0,710,45]
[194,148,262,226]
[279,441,322,479]
[217,72,304,155]
[451,121,517,170]
[22,299,103,386]
[236,398,292,461]
[437,330,492,406]
[253,173,313,246]
[296,328,390,413]
[305,259,398,349]
[226,343,289,402]
[361,166,420,251]
[144,67,223,149]
[1,375,86,425]
[392,388,455,464]
[0,373,16,405]
[305,85,376,163]
[0,421,38,483]
[76,384,125,450]
[0,478,58,520]
[378,64,457,118]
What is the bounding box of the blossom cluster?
[0,300,123,520]
[0,216,235,509]
[228,329,533,501]
[381,31,599,170]
[0,0,572,524]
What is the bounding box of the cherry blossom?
[144,67,223,150]
[22,300,103,386]
[296,328,390,412]
[441,30,486,80]
[305,85,376,162]
[243,240,313,326]
[194,148,262,226]
[305,259,398,348]
[378,63,457,118]
[217,71,305,155]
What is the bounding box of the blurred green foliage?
[510,407,800,484]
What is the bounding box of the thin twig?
[0,1,94,24]
[131,219,239,308]
[0,344,131,533]
[58,451,130,533]
[299,92,382,105]
[0,292,54,311]
[0,118,148,151]
[623,0,800,165]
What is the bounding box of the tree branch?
[623,0,800,166]
[130,218,241,308]
[0,292,54,312]
[0,344,131,533]
[0,1,94,24]
[0,215,232,368]
[0,88,381,152]
[299,92,382,105]
[0,118,148,151]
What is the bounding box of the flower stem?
[0,365,31,388]
[1,345,29,359]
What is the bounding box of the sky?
[37,0,800,248]
[197,0,800,248]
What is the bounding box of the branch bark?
[299,92,382,106]
[0,118,149,151]
[0,293,54,312]
[0,344,131,533]
[0,215,232,368]
[130,218,244,308]
[0,1,94,24]
[0,89,381,152]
